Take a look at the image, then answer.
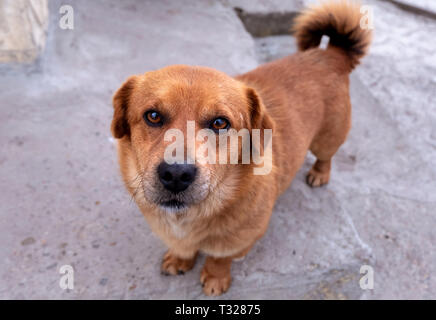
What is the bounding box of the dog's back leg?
[306,158,332,187]
[306,98,351,188]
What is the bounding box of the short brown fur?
[111,1,371,296]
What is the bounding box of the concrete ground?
[0,0,435,299]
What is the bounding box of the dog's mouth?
[159,199,187,212]
[142,166,211,213]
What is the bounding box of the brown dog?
[111,1,371,296]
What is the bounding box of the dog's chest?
[163,216,191,239]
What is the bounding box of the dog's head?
[111,65,273,215]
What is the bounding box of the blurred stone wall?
[0,0,48,63]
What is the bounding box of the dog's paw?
[200,268,231,296]
[306,168,330,187]
[161,251,197,276]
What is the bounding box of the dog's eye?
[144,110,163,127]
[210,117,230,132]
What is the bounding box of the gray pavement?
[0,0,435,299]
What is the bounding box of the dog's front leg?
[200,256,232,296]
[161,249,198,276]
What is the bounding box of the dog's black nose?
[157,162,197,194]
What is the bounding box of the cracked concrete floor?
[0,0,435,299]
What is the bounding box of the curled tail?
[292,0,372,70]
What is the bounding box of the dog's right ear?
[111,76,137,139]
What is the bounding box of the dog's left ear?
[111,76,137,139]
[246,87,275,131]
